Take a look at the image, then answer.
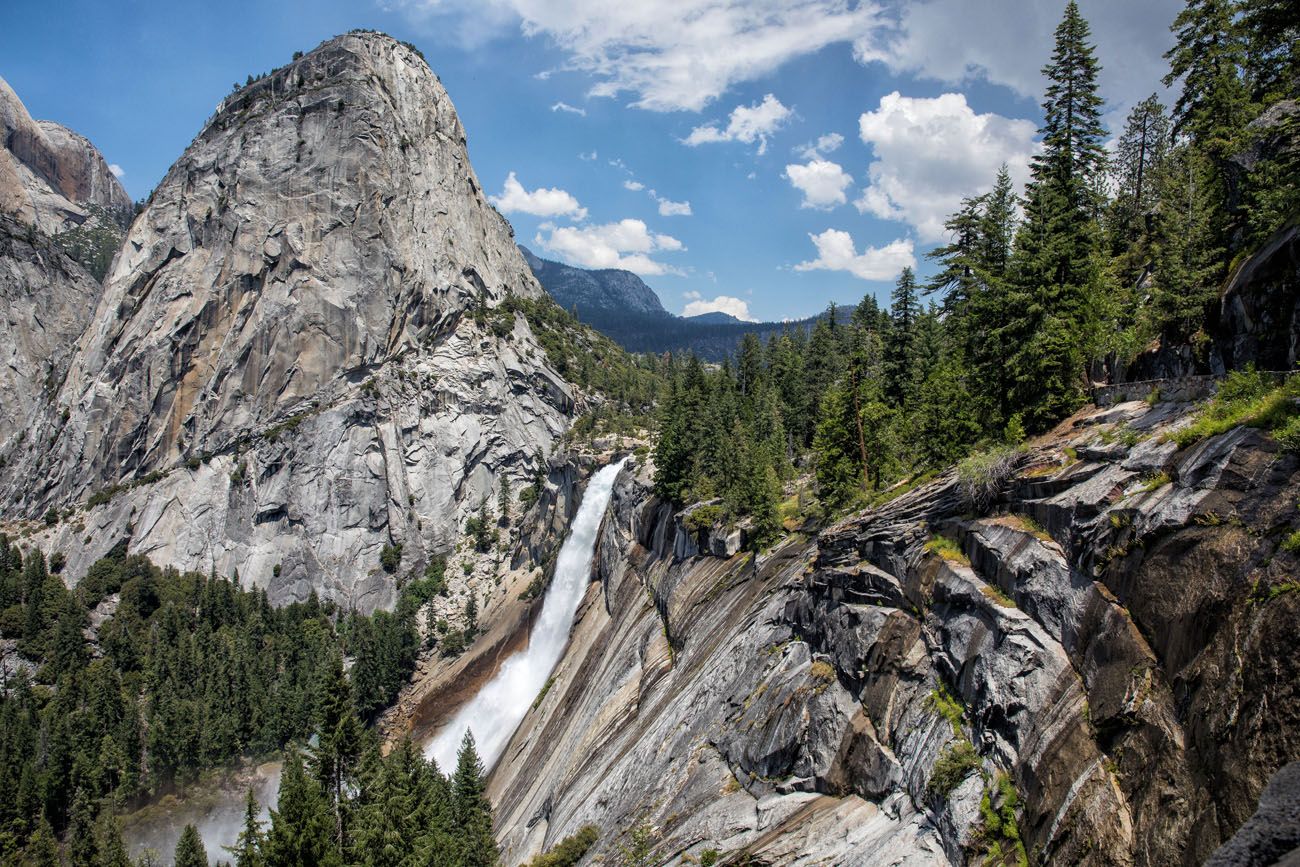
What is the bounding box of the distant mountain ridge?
[519,244,815,358]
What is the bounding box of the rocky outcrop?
[0,75,131,235]
[2,33,573,611]
[0,215,104,459]
[487,399,1299,866]
[1212,223,1300,375]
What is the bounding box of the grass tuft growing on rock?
[809,659,836,683]
[527,824,600,867]
[1164,367,1300,449]
[976,772,1029,867]
[928,739,981,799]
[926,683,965,735]
[957,444,1024,512]
[980,584,1017,608]
[1136,471,1171,493]
[924,534,970,567]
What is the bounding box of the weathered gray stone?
[3,33,573,610]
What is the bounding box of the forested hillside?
[653,0,1299,531]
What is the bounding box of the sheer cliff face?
[8,33,572,610]
[0,76,131,234]
[0,217,104,455]
[488,402,1299,867]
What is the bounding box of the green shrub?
[928,740,981,798]
[1281,529,1300,554]
[683,504,726,533]
[1273,415,1300,451]
[700,851,720,867]
[527,825,600,867]
[956,445,1022,511]
[465,510,497,552]
[0,604,25,637]
[519,484,540,508]
[440,629,467,657]
[976,772,1029,866]
[380,543,403,573]
[520,573,545,601]
[1165,368,1299,449]
[43,507,60,527]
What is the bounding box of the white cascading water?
[426,458,627,773]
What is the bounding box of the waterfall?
[426,458,627,773]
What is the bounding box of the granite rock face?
[486,399,1299,866]
[4,33,573,610]
[0,216,105,453]
[0,75,131,235]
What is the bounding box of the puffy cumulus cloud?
[395,0,884,112]
[657,198,693,216]
[551,101,587,116]
[684,94,792,154]
[854,91,1036,242]
[795,229,914,281]
[795,132,844,159]
[536,218,685,275]
[785,159,853,209]
[108,163,125,179]
[623,179,645,191]
[490,172,588,220]
[682,290,755,321]
[857,0,1179,119]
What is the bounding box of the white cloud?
[794,230,915,281]
[854,91,1036,242]
[623,179,692,216]
[551,101,587,116]
[108,163,125,179]
[578,150,598,161]
[858,0,1180,120]
[795,132,844,159]
[395,0,883,112]
[684,94,792,154]
[489,171,588,221]
[785,159,853,209]
[535,218,685,275]
[657,198,693,216]
[682,291,755,321]
[395,1,1175,122]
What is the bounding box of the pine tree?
[265,750,339,867]
[1007,0,1107,430]
[313,650,361,850]
[20,815,60,867]
[884,268,921,406]
[1108,94,1171,251]
[93,812,133,867]
[1239,0,1300,102]
[452,732,498,867]
[1039,2,1107,187]
[926,195,985,316]
[226,789,264,867]
[1164,0,1252,260]
[174,825,208,867]
[812,385,862,510]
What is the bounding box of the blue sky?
[1,0,1181,321]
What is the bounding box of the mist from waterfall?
[426,458,627,773]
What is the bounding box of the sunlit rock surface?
[2,33,572,610]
